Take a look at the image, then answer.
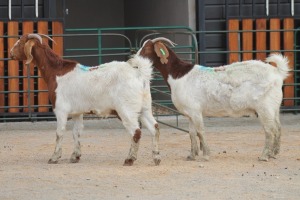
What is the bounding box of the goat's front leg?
[48,112,68,164]
[187,119,200,161]
[190,114,210,161]
[70,114,83,163]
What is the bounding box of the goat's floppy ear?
[154,42,169,64]
[24,40,35,64]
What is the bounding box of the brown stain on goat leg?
[133,129,141,143]
[123,159,134,166]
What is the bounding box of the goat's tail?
[128,55,153,81]
[265,53,290,80]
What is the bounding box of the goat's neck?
[32,47,76,84]
[154,51,194,82]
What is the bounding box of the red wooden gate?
[0,21,63,115]
[228,18,295,107]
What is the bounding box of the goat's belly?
[203,106,256,117]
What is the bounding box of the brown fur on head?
[138,38,194,81]
[10,34,49,65]
[139,40,171,65]
[154,41,169,64]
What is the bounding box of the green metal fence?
[0,26,299,127]
[64,26,196,131]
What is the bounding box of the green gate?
[1,26,299,129]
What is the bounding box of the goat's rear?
[265,53,290,80]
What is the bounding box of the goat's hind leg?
[140,111,161,165]
[187,119,200,161]
[70,114,83,163]
[272,109,281,157]
[258,112,277,161]
[124,127,141,166]
[119,113,141,166]
[48,112,68,164]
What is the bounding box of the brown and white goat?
[137,37,290,161]
[10,34,161,166]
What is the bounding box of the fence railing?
[0,24,299,123]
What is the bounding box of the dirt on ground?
[0,113,299,200]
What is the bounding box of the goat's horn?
[38,34,56,44]
[151,37,177,47]
[28,33,56,44]
[28,34,43,44]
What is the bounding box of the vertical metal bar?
[27,64,32,120]
[252,0,255,17]
[21,0,24,19]
[225,0,228,19]
[8,0,11,20]
[239,0,242,17]
[35,0,39,18]
[291,0,294,16]
[197,0,206,65]
[98,29,102,64]
[266,0,269,16]
[277,0,279,16]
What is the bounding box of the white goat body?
[54,56,161,166]
[10,34,161,166]
[138,37,289,162]
[168,55,289,118]
[55,57,152,117]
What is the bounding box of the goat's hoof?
[273,148,280,156]
[48,159,58,164]
[154,158,161,166]
[70,153,81,163]
[202,155,210,161]
[70,156,81,163]
[123,159,134,166]
[186,155,196,161]
[258,156,269,162]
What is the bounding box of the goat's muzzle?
[9,51,16,60]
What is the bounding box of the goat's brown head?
[137,37,176,65]
[137,37,194,81]
[10,33,54,65]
